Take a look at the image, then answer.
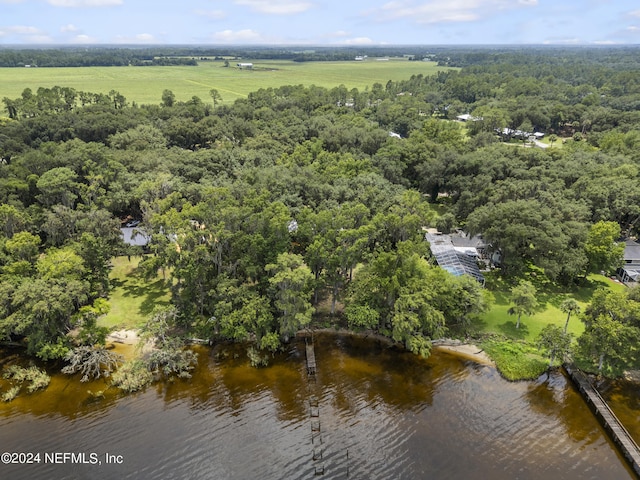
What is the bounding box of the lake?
[0,333,634,479]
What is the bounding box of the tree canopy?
[2,46,640,365]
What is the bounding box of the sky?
[1,0,640,46]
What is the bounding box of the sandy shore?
[433,343,495,366]
[302,329,495,366]
[106,329,141,345]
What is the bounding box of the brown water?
[601,378,640,448]
[0,333,635,480]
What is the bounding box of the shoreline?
[106,329,140,345]
[433,344,495,366]
[108,326,495,367]
[301,328,496,367]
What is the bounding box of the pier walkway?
[565,363,640,478]
[303,335,351,477]
[306,341,317,376]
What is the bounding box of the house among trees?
[120,227,150,248]
[456,113,480,122]
[617,239,640,284]
[425,231,486,285]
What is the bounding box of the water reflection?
[0,333,635,479]
[601,378,640,446]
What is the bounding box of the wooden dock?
[306,341,317,376]
[565,364,640,478]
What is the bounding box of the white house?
[236,63,253,69]
[456,114,482,122]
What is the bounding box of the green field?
[476,272,627,342]
[0,59,453,106]
[471,272,628,379]
[99,256,171,330]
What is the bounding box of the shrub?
[111,360,153,393]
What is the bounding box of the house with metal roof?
[120,227,150,247]
[618,239,640,284]
[425,232,485,285]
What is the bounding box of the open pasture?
[0,58,452,106]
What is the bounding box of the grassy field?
[0,58,453,106]
[471,271,627,379]
[476,272,626,341]
[99,256,171,330]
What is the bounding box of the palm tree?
[560,298,580,333]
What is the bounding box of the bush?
[111,360,153,393]
[62,346,123,382]
[2,365,51,401]
[247,346,269,367]
[481,339,547,381]
[2,386,20,402]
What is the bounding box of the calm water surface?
[0,333,634,479]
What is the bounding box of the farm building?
[236,63,253,69]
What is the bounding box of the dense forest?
[1,47,640,382]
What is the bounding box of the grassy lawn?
[471,271,627,379]
[475,272,626,341]
[539,137,565,149]
[0,59,454,106]
[99,256,171,330]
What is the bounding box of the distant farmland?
[0,59,453,106]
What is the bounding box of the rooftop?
[624,239,640,262]
[121,227,150,247]
[425,232,485,284]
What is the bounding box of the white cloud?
[194,9,226,19]
[114,33,157,43]
[627,25,640,32]
[71,34,98,43]
[631,10,640,18]
[1,25,42,35]
[542,37,582,45]
[327,30,351,38]
[368,0,538,24]
[60,24,78,32]
[0,28,54,43]
[340,36,376,45]
[25,35,54,43]
[135,33,155,42]
[0,0,26,4]
[234,0,313,15]
[47,0,122,7]
[212,29,262,43]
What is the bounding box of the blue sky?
[1,0,639,45]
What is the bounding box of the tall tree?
[161,89,175,108]
[267,253,315,341]
[508,280,538,329]
[584,220,624,275]
[209,89,222,110]
[578,288,640,374]
[537,324,572,367]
